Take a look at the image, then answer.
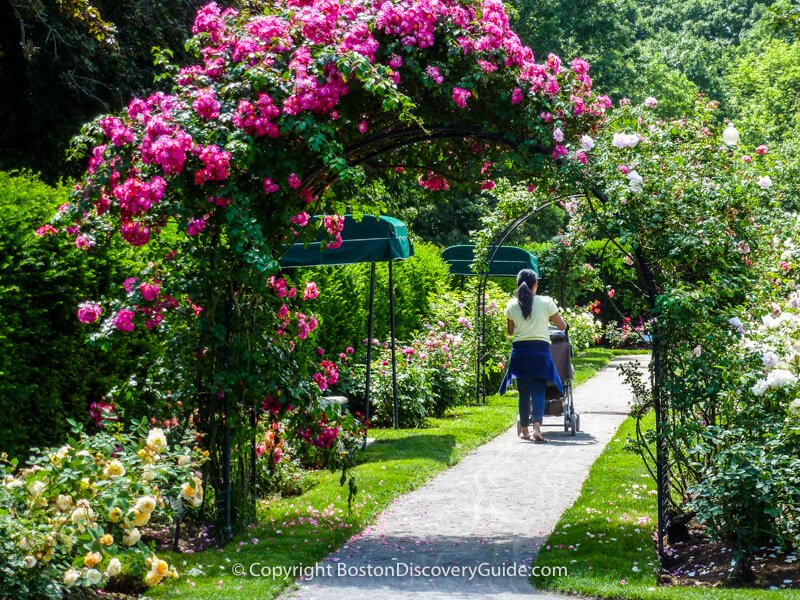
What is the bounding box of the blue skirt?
[498,340,563,396]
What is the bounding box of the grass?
[534,414,800,600]
[144,348,617,599]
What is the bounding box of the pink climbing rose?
[113,309,136,332]
[452,87,471,108]
[77,302,103,324]
[303,282,319,301]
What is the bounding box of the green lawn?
[145,348,616,599]
[534,414,800,600]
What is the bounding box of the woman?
[499,269,567,443]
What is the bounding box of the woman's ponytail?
[515,269,538,319]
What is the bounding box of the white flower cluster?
[612,132,640,149]
[627,170,644,193]
[752,368,797,396]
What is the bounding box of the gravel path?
[280,354,650,600]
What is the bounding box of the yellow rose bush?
[0,418,206,597]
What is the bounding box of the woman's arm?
[507,318,515,335]
[550,312,567,331]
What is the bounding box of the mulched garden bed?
[659,528,799,590]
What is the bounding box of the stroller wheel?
[570,413,577,437]
[563,412,570,432]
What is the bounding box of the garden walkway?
[281,354,650,600]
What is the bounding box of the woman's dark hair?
[516,269,538,319]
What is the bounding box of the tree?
[0,0,215,180]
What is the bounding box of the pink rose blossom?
[511,87,523,105]
[263,178,280,194]
[452,87,471,108]
[290,212,310,227]
[77,302,102,324]
[35,224,58,236]
[742,155,752,163]
[113,309,135,332]
[358,120,368,134]
[140,283,161,302]
[303,282,319,301]
[288,173,301,189]
[756,145,767,155]
[187,217,207,236]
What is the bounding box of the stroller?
[515,327,580,436]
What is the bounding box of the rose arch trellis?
[59,0,676,549]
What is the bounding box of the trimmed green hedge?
[0,171,146,457]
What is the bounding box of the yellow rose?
[144,570,162,587]
[122,527,141,546]
[99,534,113,546]
[135,495,157,514]
[131,510,150,527]
[83,551,102,568]
[153,558,169,577]
[146,428,168,452]
[108,507,123,522]
[181,481,197,499]
[103,459,126,478]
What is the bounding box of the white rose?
[644,96,658,108]
[122,528,141,546]
[22,556,37,569]
[55,494,73,512]
[762,351,780,368]
[106,557,122,578]
[580,135,594,151]
[28,480,46,496]
[553,127,564,143]
[142,465,157,481]
[85,568,103,586]
[146,428,168,452]
[758,175,772,190]
[752,378,769,396]
[627,170,644,193]
[63,569,81,587]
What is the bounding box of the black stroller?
[515,327,580,436]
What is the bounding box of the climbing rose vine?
[53,0,605,534]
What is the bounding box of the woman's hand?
[507,318,515,336]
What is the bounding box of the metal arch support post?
[363,263,376,449]
[389,261,399,428]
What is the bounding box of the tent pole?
[389,260,399,429]
[363,263,376,449]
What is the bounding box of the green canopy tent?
[441,245,540,404]
[280,214,414,435]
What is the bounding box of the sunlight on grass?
[534,414,800,600]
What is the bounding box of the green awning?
[280,215,413,268]
[442,245,540,277]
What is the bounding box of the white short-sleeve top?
[505,295,559,343]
